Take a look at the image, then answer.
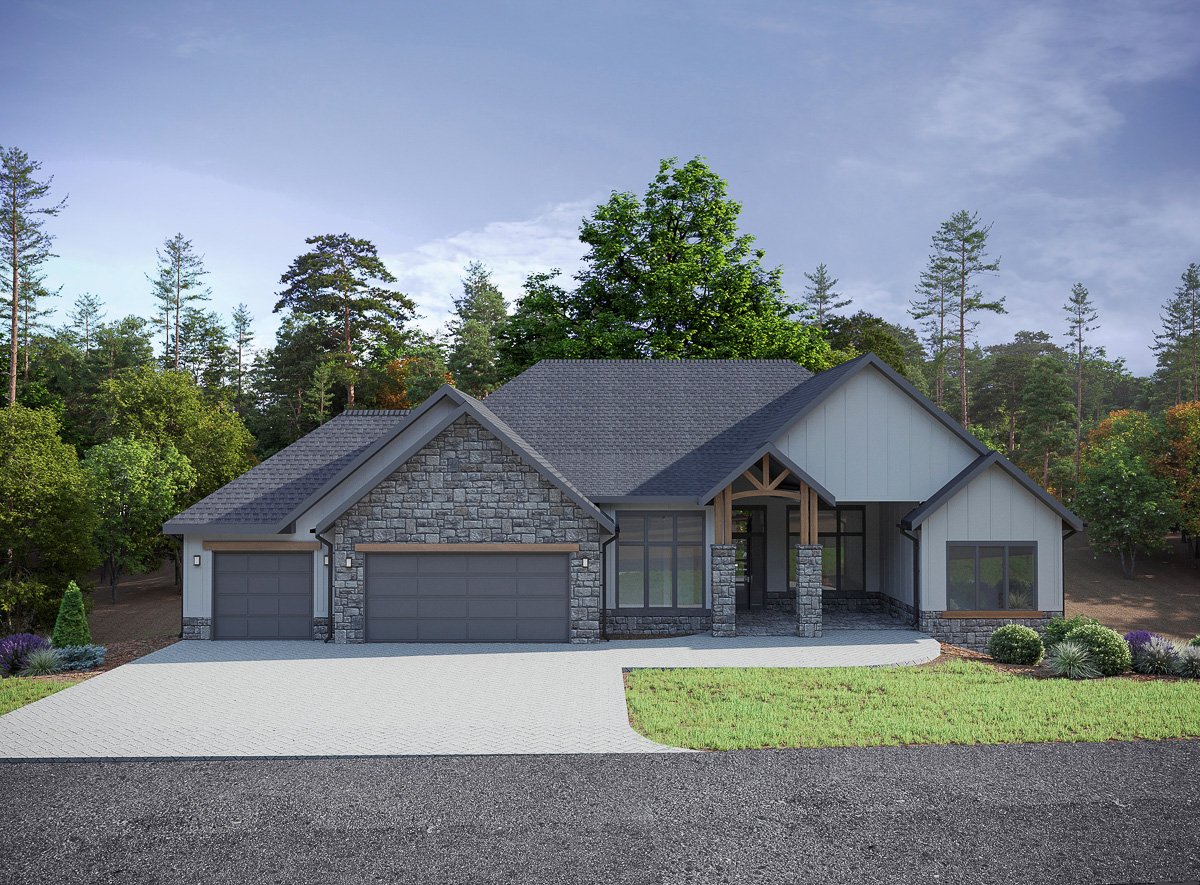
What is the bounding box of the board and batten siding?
[919,463,1064,612]
[776,365,978,502]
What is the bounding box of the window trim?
[614,511,707,610]
[790,503,865,592]
[945,541,1039,612]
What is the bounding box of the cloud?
[922,3,1200,171]
[384,200,594,333]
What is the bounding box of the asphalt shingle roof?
[165,410,409,529]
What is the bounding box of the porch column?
[710,544,736,637]
[794,545,822,638]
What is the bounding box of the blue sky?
[4,0,1198,374]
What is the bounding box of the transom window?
[947,543,1037,611]
[616,512,705,609]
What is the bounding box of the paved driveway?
[0,630,938,759]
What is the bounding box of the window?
[790,504,864,595]
[946,543,1037,611]
[616,512,706,609]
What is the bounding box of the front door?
[733,506,766,609]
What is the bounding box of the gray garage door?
[365,553,569,642]
[213,552,313,640]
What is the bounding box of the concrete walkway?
[0,630,939,760]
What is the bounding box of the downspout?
[599,528,619,641]
[315,529,335,643]
[1062,527,1078,615]
[899,525,921,630]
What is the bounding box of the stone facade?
[182,616,211,640]
[312,617,330,640]
[330,414,603,644]
[794,545,822,638]
[604,613,712,638]
[710,545,736,637]
[919,610,1064,652]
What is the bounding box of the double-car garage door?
[365,552,570,642]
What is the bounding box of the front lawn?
[625,660,1200,750]
[0,677,80,716]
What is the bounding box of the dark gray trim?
[900,452,1084,531]
[592,495,700,505]
[697,442,837,506]
[945,540,1039,611]
[768,353,991,460]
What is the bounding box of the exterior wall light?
[344,556,353,569]
[323,554,331,566]
[581,558,590,568]
[192,554,201,567]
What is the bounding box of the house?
[164,354,1082,651]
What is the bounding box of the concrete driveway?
[0,631,939,759]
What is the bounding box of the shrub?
[1045,640,1100,679]
[1132,636,1182,676]
[1065,624,1132,676]
[51,582,91,648]
[1190,635,1200,648]
[0,633,49,677]
[988,624,1044,665]
[1044,615,1100,646]
[19,646,62,677]
[1178,646,1200,679]
[1124,630,1154,654]
[54,645,106,672]
[0,579,61,634]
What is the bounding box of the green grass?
[624,660,1200,750]
[0,677,79,716]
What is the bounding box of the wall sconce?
[581,558,590,568]
[323,554,331,566]
[192,554,201,567]
[344,556,353,569]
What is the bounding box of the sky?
[3,0,1199,375]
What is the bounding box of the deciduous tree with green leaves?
[1,146,66,408]
[1076,410,1177,579]
[1018,355,1075,490]
[274,234,415,408]
[823,311,916,377]
[1159,401,1200,539]
[447,261,508,396]
[82,436,196,601]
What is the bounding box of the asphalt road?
[3,741,1199,884]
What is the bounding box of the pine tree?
[177,307,231,392]
[304,361,337,426]
[1063,283,1099,494]
[68,291,105,357]
[1019,355,1075,490]
[801,263,848,329]
[930,210,1004,426]
[0,147,65,407]
[910,251,956,408]
[148,233,210,371]
[51,581,91,647]
[18,269,57,382]
[1153,263,1200,405]
[447,261,508,396]
[231,302,253,402]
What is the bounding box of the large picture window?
[947,543,1037,611]
[616,512,705,609]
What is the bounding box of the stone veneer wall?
[710,545,736,637]
[919,610,1064,652]
[182,616,211,640]
[312,617,330,640]
[604,613,713,638]
[794,545,822,638]
[873,593,916,625]
[330,414,603,644]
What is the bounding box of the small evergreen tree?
[801,263,848,328]
[447,261,508,396]
[51,581,91,647]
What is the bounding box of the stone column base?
[182,617,211,640]
[794,545,822,638]
[710,545,736,637]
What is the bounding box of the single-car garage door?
[365,553,569,642]
[213,552,313,639]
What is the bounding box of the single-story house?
[164,354,1082,651]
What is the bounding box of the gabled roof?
[900,451,1084,532]
[482,359,816,499]
[696,442,837,506]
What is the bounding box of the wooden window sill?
[940,610,1046,619]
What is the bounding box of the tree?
[231,302,254,402]
[18,270,57,383]
[1159,401,1200,540]
[51,581,91,647]
[1153,263,1200,405]
[94,366,254,504]
[303,360,339,426]
[0,405,96,583]
[973,331,1063,456]
[275,234,415,408]
[377,341,453,409]
[910,251,956,408]
[801,263,848,328]
[149,233,210,371]
[1018,355,1075,490]
[1063,283,1099,493]
[930,210,1004,426]
[82,436,196,601]
[67,291,104,357]
[447,261,508,396]
[0,147,65,407]
[177,307,230,393]
[499,157,833,372]
[1076,410,1177,579]
[497,270,577,376]
[823,311,915,377]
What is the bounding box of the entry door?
[733,507,766,609]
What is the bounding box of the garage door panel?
[365,552,568,643]
[213,552,313,640]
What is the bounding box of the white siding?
[776,365,978,502]
[874,502,917,606]
[919,464,1064,611]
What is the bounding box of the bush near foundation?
[987,624,1044,665]
[1044,615,1100,647]
[1064,624,1132,676]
